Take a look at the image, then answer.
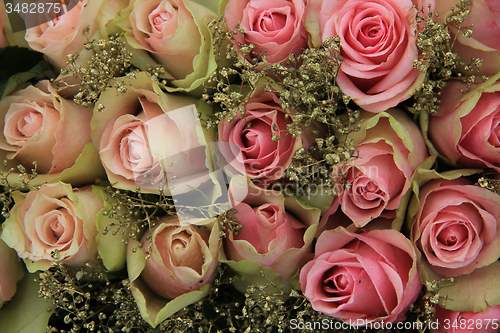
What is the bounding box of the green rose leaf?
[0,273,55,333]
[420,260,500,313]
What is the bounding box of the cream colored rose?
[0,80,105,186]
[116,0,217,92]
[127,216,222,327]
[24,0,121,70]
[0,182,101,272]
[91,72,217,195]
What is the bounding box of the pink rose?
[330,109,428,228]
[0,182,102,272]
[218,90,302,185]
[223,0,308,64]
[410,177,500,277]
[24,0,87,69]
[0,239,25,306]
[139,217,219,299]
[127,216,221,327]
[300,227,421,323]
[305,0,426,112]
[92,73,215,195]
[432,305,500,333]
[0,80,104,185]
[435,0,500,77]
[223,176,319,291]
[428,78,500,171]
[117,0,217,92]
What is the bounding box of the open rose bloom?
[0,80,105,186]
[23,0,118,70]
[409,172,500,277]
[0,182,102,272]
[218,85,302,186]
[127,216,222,328]
[91,72,221,198]
[300,227,421,324]
[306,0,428,112]
[222,0,308,64]
[321,109,428,230]
[116,0,217,92]
[222,175,320,292]
[428,73,500,171]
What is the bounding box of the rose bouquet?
[1,0,500,332]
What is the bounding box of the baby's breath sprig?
[100,187,175,256]
[204,20,360,191]
[476,174,500,196]
[409,277,456,333]
[218,209,243,238]
[52,31,133,109]
[0,161,38,219]
[411,0,485,115]
[101,186,240,257]
[203,18,269,128]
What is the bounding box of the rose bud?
[223,175,320,292]
[329,109,428,229]
[222,0,308,65]
[218,86,302,186]
[116,0,217,92]
[435,0,500,77]
[24,0,119,71]
[300,227,421,324]
[127,216,222,327]
[410,174,500,277]
[0,80,105,187]
[305,0,429,112]
[428,76,500,172]
[0,182,102,272]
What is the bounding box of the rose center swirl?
[17,110,43,137]
[257,11,287,32]
[323,266,353,296]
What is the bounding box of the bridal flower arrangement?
[1,0,500,332]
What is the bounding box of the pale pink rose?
[118,0,217,91]
[218,91,302,186]
[0,238,25,306]
[432,305,500,333]
[331,110,427,228]
[411,177,500,277]
[223,0,308,64]
[137,217,220,300]
[0,80,103,184]
[92,73,215,195]
[0,182,102,272]
[305,0,426,112]
[429,80,500,171]
[24,0,110,70]
[223,176,319,289]
[435,0,500,76]
[0,0,8,48]
[300,227,421,323]
[126,216,222,327]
